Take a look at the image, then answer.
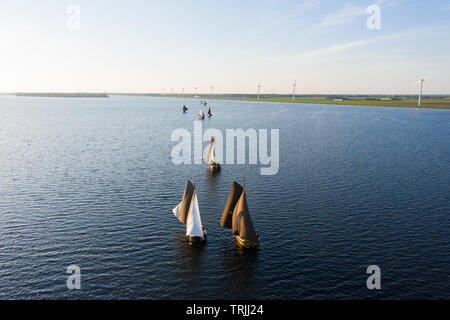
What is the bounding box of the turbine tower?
[257,82,261,102]
[418,80,424,107]
[417,76,431,107]
[210,85,214,99]
[292,79,297,102]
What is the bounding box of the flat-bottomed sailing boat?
[220,181,259,248]
[172,180,207,243]
[206,137,221,172]
[199,109,205,120]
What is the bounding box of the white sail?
[172,202,182,219]
[186,194,204,238]
[199,109,204,117]
[205,141,216,165]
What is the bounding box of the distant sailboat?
[199,108,205,120]
[220,181,259,248]
[206,137,221,171]
[207,106,212,117]
[182,105,188,113]
[172,180,207,243]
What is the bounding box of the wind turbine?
[257,82,261,102]
[292,79,297,102]
[194,87,198,96]
[210,84,215,99]
[416,76,432,107]
[182,87,185,98]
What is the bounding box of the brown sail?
[220,181,244,228]
[232,188,259,244]
[178,180,195,224]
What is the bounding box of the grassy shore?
[220,96,450,109]
[125,93,450,109]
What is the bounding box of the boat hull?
[235,235,259,248]
[210,163,221,172]
[187,227,207,244]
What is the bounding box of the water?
[0,95,449,299]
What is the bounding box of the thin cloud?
[296,0,321,11]
[319,3,366,28]
[294,30,418,60]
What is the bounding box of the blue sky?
[0,0,449,94]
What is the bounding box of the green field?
[214,96,450,109]
[130,93,450,109]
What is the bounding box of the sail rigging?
[186,193,204,238]
[173,180,195,224]
[220,181,259,247]
[172,180,206,242]
[232,188,259,244]
[220,181,243,228]
[205,140,216,165]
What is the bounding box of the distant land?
[16,92,109,98]
[3,92,449,109]
[119,93,450,109]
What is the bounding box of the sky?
[0,0,449,94]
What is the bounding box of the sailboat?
[199,108,205,120]
[182,105,188,113]
[172,180,207,243]
[205,137,221,171]
[207,106,212,117]
[220,181,259,248]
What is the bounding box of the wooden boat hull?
[209,163,221,172]
[187,227,207,244]
[235,235,259,248]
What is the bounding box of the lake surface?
[0,95,449,299]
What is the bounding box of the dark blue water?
[0,95,449,299]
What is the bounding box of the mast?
[220,181,244,228]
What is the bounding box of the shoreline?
[115,93,450,110]
[3,93,449,109]
[15,93,109,98]
[211,97,450,109]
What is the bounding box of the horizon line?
[2,92,450,96]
